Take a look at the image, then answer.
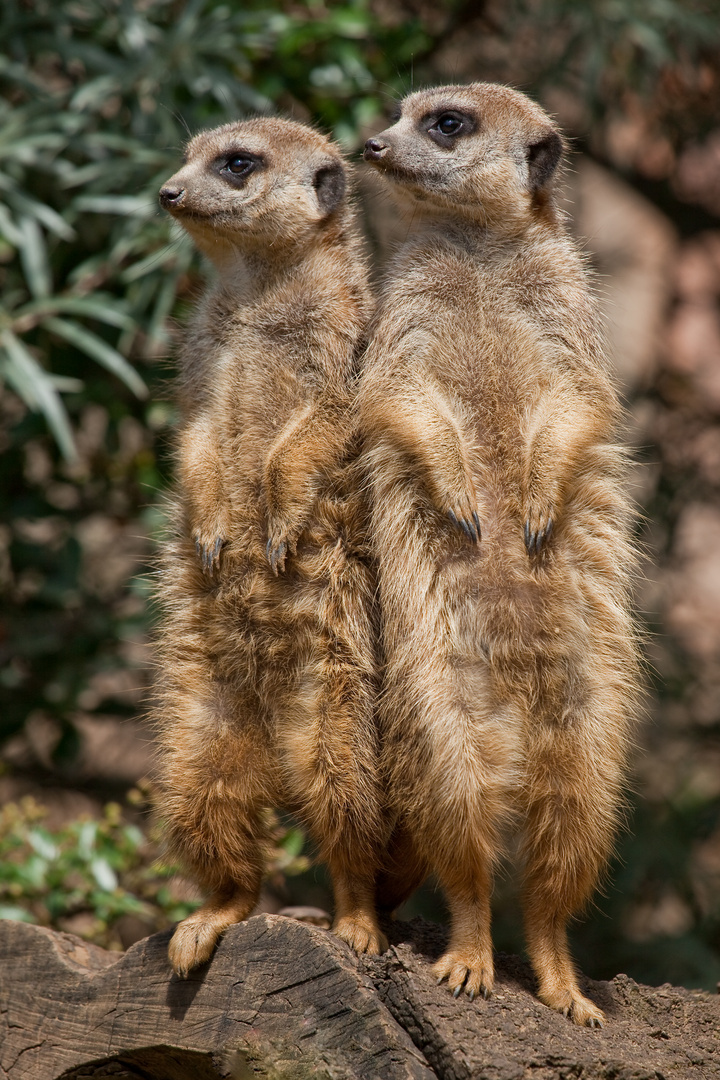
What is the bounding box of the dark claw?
[195,536,224,574]
[468,989,475,1002]
[448,508,480,544]
[436,976,444,986]
[460,518,476,542]
[482,986,491,1000]
[266,538,287,575]
[453,984,463,998]
[524,517,553,558]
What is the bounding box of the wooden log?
[0,915,718,1079]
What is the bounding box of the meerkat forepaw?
[447,506,481,544]
[265,514,302,575]
[194,534,225,574]
[266,536,288,575]
[523,510,553,557]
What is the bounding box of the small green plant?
[0,792,309,950]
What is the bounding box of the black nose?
[159,186,185,208]
[363,138,389,162]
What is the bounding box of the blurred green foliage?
[1,0,719,995]
[520,0,718,109]
[0,794,191,948]
[0,0,429,758]
[0,793,308,950]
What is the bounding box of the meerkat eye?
[215,152,264,187]
[424,110,475,147]
[436,114,463,136]
[225,156,255,176]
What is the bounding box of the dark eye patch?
[389,103,402,124]
[214,150,265,186]
[421,109,477,148]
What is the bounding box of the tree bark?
[0,914,717,1079]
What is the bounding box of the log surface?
[0,915,718,1079]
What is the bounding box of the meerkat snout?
[159,185,185,209]
[363,138,390,162]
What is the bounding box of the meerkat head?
[159,118,348,267]
[363,83,564,233]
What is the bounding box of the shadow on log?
[0,914,718,1079]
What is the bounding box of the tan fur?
[153,118,387,976]
[361,84,641,1025]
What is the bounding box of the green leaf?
[0,202,23,246]
[12,192,76,242]
[77,821,98,861]
[17,216,52,299]
[73,195,157,218]
[90,857,118,892]
[19,294,136,332]
[280,828,305,859]
[43,317,147,399]
[48,374,84,392]
[0,330,77,460]
[27,828,58,861]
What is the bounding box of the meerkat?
[360,83,640,1026]
[154,117,387,977]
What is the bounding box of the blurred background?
[1,0,719,992]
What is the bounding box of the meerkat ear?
[313,161,346,215]
[526,130,563,191]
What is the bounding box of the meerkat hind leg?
[331,858,388,955]
[433,864,495,1000]
[521,716,613,1027]
[524,910,604,1027]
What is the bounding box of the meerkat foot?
[168,914,224,977]
[168,894,253,977]
[433,950,494,1001]
[194,534,225,574]
[539,985,605,1028]
[333,912,388,955]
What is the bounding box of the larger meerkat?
[361,83,640,1026]
[154,118,386,975]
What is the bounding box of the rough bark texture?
[0,915,717,1080]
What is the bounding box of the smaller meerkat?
[360,83,640,1026]
[154,117,386,977]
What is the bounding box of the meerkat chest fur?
[159,117,371,557]
[363,89,620,550]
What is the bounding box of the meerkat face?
[159,118,347,263]
[363,83,563,232]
